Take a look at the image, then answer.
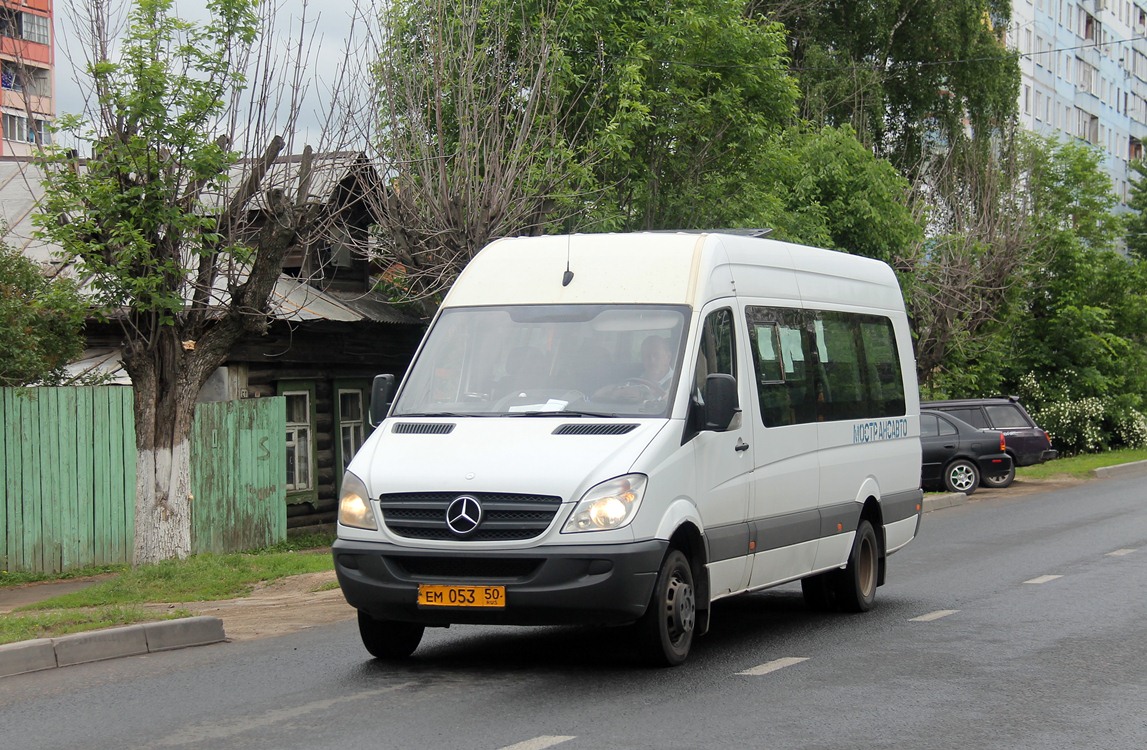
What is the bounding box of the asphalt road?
[1,476,1145,750]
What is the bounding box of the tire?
[832,519,880,613]
[357,611,424,660]
[801,572,836,611]
[637,549,697,667]
[944,459,979,495]
[981,463,1016,489]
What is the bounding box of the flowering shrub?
[1034,398,1105,455]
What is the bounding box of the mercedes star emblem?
[445,495,483,535]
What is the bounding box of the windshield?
[393,304,689,418]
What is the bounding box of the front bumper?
[333,538,668,627]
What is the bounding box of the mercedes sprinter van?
[334,232,923,666]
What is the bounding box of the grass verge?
[1017,447,1147,481]
[0,606,196,645]
[0,533,335,645]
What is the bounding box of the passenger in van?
[594,335,674,403]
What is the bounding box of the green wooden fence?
[0,387,135,574]
[1,388,286,573]
[190,398,286,555]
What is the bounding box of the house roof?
[0,155,419,326]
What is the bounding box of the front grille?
[388,556,542,580]
[378,491,562,541]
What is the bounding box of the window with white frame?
[1076,58,1098,94]
[2,113,51,144]
[21,12,48,45]
[284,391,312,492]
[338,389,366,471]
[0,9,49,45]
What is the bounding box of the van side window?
[747,307,815,426]
[747,306,905,426]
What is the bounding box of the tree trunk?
[127,330,220,565]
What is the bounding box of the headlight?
[337,471,377,530]
[562,474,647,533]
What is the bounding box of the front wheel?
[637,549,697,667]
[357,611,424,660]
[832,519,880,613]
[944,459,979,495]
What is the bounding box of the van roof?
[442,232,904,311]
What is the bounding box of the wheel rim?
[950,464,975,492]
[857,533,877,599]
[664,568,695,645]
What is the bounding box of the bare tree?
[898,135,1045,391]
[351,0,596,316]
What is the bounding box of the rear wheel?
[357,611,424,660]
[637,549,696,667]
[832,519,880,613]
[944,459,979,494]
[981,463,1016,489]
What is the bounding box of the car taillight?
[999,433,1007,451]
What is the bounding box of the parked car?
[921,409,1013,495]
[920,396,1058,488]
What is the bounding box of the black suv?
[920,396,1058,488]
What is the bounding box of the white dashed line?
[909,609,959,622]
[1107,549,1136,557]
[499,736,576,750]
[737,657,809,676]
[1023,575,1063,584]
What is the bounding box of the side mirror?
[701,373,740,431]
[370,374,395,426]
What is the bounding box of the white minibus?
[334,231,923,666]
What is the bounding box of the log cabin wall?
[239,319,425,529]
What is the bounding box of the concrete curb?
[1092,459,1147,479]
[922,491,969,512]
[0,616,225,678]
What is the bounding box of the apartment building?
[1010,0,1147,207]
[0,0,52,156]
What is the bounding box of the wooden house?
[1,153,426,530]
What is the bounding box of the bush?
[1030,395,1147,456]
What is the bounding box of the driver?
[595,335,675,403]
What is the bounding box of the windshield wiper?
[506,409,617,418]
[394,412,494,418]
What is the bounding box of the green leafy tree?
[553,0,801,230]
[35,0,319,564]
[0,238,86,386]
[750,0,1019,174]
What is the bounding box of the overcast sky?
[52,0,377,152]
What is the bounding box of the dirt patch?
[968,476,1086,500]
[144,570,355,642]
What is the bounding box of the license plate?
[418,584,506,608]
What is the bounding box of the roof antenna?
[562,235,574,287]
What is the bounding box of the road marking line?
[155,684,416,746]
[910,609,959,622]
[1107,549,1135,557]
[737,656,809,676]
[499,737,576,750]
[1023,574,1063,584]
